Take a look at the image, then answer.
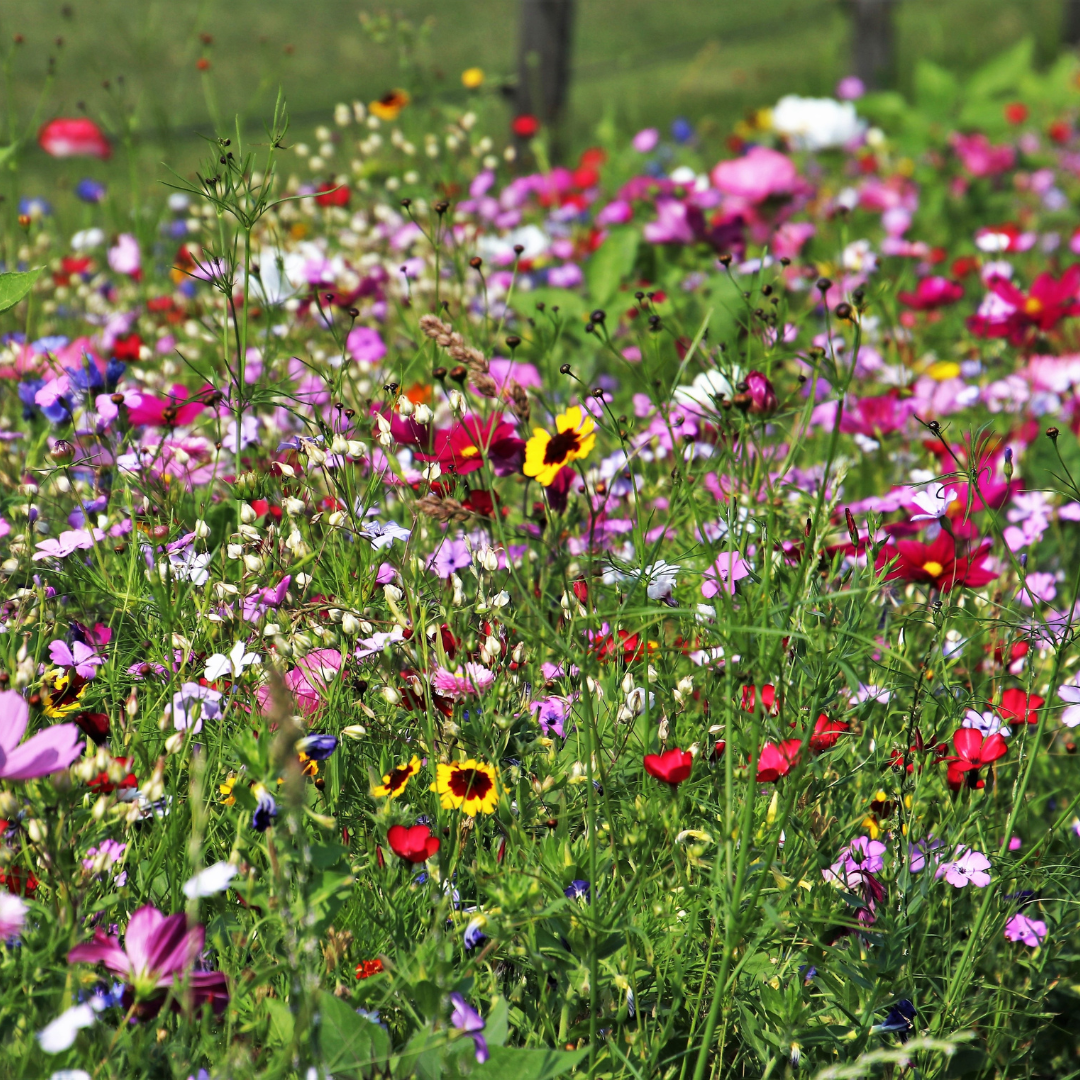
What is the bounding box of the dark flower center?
[386,764,413,791]
[448,767,493,801]
[544,429,581,465]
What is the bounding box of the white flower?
[358,519,411,551]
[672,370,740,415]
[962,708,1011,739]
[205,640,261,681]
[182,860,239,899]
[38,1003,100,1053]
[1058,684,1080,727]
[643,561,680,602]
[910,483,957,522]
[771,95,865,150]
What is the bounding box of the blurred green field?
[0,0,1071,204]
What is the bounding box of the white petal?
[182,860,239,899]
[38,1004,98,1053]
[204,654,231,681]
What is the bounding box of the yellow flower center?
[922,560,944,577]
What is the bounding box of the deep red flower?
[38,117,111,159]
[315,182,350,207]
[87,757,138,795]
[997,688,1044,726]
[810,713,850,753]
[416,414,522,475]
[949,727,1008,773]
[387,823,440,863]
[875,532,997,592]
[643,748,693,786]
[512,114,540,138]
[1004,102,1028,125]
[741,684,777,714]
[754,739,802,783]
[74,711,110,746]
[744,371,777,416]
[897,276,964,311]
[112,333,144,362]
[355,958,384,979]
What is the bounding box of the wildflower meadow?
[2,14,1080,1080]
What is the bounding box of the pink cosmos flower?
[951,133,1016,177]
[35,375,71,410]
[632,127,660,153]
[839,391,916,438]
[346,325,387,364]
[107,233,141,276]
[643,198,696,245]
[897,276,964,310]
[431,663,495,699]
[0,690,84,781]
[702,552,751,597]
[68,905,228,1016]
[1004,913,1047,947]
[711,146,797,203]
[32,527,104,561]
[935,847,991,888]
[95,389,142,424]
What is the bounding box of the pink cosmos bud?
[745,370,778,416]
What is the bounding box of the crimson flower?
[643,748,693,786]
[743,371,777,416]
[997,688,1043,726]
[387,823,440,863]
[950,727,1008,771]
[810,714,850,753]
[512,114,540,138]
[416,414,523,475]
[897,276,964,311]
[839,390,916,439]
[38,117,111,159]
[967,266,1080,345]
[315,182,350,207]
[741,684,777,714]
[754,739,802,783]
[875,532,996,592]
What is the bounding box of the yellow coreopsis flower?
[523,406,596,487]
[372,755,421,799]
[370,89,410,122]
[461,67,484,89]
[430,759,499,816]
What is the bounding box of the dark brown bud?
[505,335,521,349]
[835,302,853,321]
[1046,426,1060,440]
[718,253,733,266]
[433,199,450,215]
[559,363,571,375]
[816,277,833,293]
[449,365,468,384]
[469,256,483,269]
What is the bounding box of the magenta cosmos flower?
[0,690,84,781]
[1004,913,1047,948]
[935,847,991,888]
[68,905,228,1016]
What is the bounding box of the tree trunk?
[516,0,575,159]
[1065,0,1080,46]
[851,0,897,90]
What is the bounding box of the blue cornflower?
[671,117,694,143]
[876,999,916,1042]
[565,879,591,902]
[252,786,277,831]
[464,914,487,950]
[75,178,107,203]
[296,734,339,761]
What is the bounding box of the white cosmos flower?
[182,860,239,899]
[910,484,957,522]
[205,640,261,681]
[771,95,865,150]
[38,1002,102,1053]
[962,708,1011,739]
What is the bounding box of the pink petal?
[0,690,29,754]
[68,929,132,977]
[123,906,168,980]
[0,723,83,780]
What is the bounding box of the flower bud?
[380,685,402,705]
[341,613,360,636]
[396,395,414,417]
[240,503,257,524]
[448,389,466,414]
[194,518,211,539]
[413,403,433,425]
[243,553,264,573]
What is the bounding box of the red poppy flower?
[38,117,111,159]
[112,333,143,362]
[741,684,777,714]
[997,688,1044,726]
[1004,102,1028,125]
[591,628,652,665]
[355,958,384,979]
[315,182,350,208]
[754,739,802,783]
[949,727,1008,772]
[512,114,540,138]
[643,748,693,786]
[87,757,138,795]
[810,714,850,753]
[387,823,440,863]
[0,865,39,896]
[875,533,997,593]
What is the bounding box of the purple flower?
[1004,913,1047,947]
[164,683,223,734]
[428,537,472,579]
[347,326,387,364]
[935,847,991,888]
[0,690,84,780]
[565,879,591,902]
[908,836,946,874]
[295,734,338,761]
[48,639,104,679]
[632,127,660,153]
[835,75,866,100]
[463,915,487,950]
[702,552,751,598]
[823,836,886,888]
[449,993,488,1063]
[531,696,571,738]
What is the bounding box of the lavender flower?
[449,993,489,1063]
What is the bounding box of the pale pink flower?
[431,663,495,699]
[0,690,84,781]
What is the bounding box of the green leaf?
[318,991,390,1076]
[515,286,588,323]
[0,267,44,314]
[586,226,639,307]
[913,61,960,119]
[966,37,1034,99]
[265,997,294,1047]
[469,1045,589,1080]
